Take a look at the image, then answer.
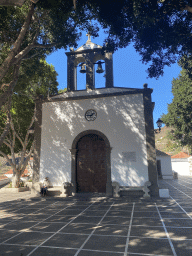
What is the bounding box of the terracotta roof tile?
[171,152,191,159]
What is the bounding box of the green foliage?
[162,58,192,153]
[0,58,58,155]
[1,0,192,80]
[58,88,67,94]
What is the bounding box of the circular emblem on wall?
[85,109,97,121]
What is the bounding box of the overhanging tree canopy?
[162,57,192,153]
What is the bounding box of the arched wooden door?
[76,134,107,193]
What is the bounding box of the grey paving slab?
[132,217,163,227]
[167,227,192,240]
[3,220,38,231]
[78,249,124,255]
[163,218,192,227]
[21,214,53,221]
[43,233,89,248]
[130,226,167,238]
[0,229,20,243]
[72,216,102,224]
[31,247,78,256]
[133,211,160,218]
[0,244,35,256]
[30,222,69,233]
[0,176,192,255]
[45,215,75,223]
[60,223,97,234]
[100,216,130,225]
[93,224,128,236]
[83,234,127,252]
[172,239,192,256]
[4,231,52,245]
[82,210,108,216]
[160,212,190,218]
[128,237,173,255]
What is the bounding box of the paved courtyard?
[0,176,192,256]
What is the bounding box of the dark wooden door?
[76,134,107,193]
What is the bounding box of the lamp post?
[156,118,163,132]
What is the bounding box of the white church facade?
[32,35,159,197]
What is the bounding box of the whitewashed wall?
[171,159,190,176]
[156,156,173,179]
[40,89,148,186]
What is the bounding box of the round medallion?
[85,109,97,121]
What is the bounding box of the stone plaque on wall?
[122,152,136,162]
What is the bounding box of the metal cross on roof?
[86,32,91,42]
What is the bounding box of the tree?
[2,0,192,94]
[161,58,192,153]
[0,59,58,187]
[0,0,37,7]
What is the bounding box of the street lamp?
[156,118,163,132]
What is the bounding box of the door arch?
[70,130,112,195]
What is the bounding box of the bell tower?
[65,33,114,91]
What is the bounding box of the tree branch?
[0,2,35,82]
[185,5,192,13]
[0,0,25,7]
[0,60,21,109]
[0,93,12,148]
[33,43,58,49]
[20,140,34,174]
[0,150,15,169]
[0,0,39,7]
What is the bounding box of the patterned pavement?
[0,176,192,256]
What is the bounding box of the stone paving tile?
[30,222,69,233]
[100,216,130,225]
[0,229,20,243]
[172,239,192,256]
[72,216,102,224]
[133,211,159,218]
[60,223,96,234]
[35,209,62,214]
[88,206,112,211]
[163,218,192,227]
[14,208,41,214]
[106,211,132,217]
[83,234,127,252]
[54,209,84,215]
[94,224,128,236]
[0,244,35,256]
[128,237,173,255]
[45,215,75,223]
[158,207,184,213]
[78,250,124,256]
[31,247,78,256]
[132,217,163,227]
[160,212,189,218]
[3,220,38,231]
[43,233,89,248]
[82,210,107,216]
[130,226,167,238]
[21,214,53,221]
[167,227,192,240]
[5,231,52,246]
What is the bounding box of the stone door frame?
[70,130,112,196]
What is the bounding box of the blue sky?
[46,32,181,129]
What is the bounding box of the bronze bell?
[79,63,86,73]
[96,61,104,73]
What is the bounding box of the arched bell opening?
[74,57,86,90]
[94,59,106,89]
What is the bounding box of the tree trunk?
[12,170,20,188]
